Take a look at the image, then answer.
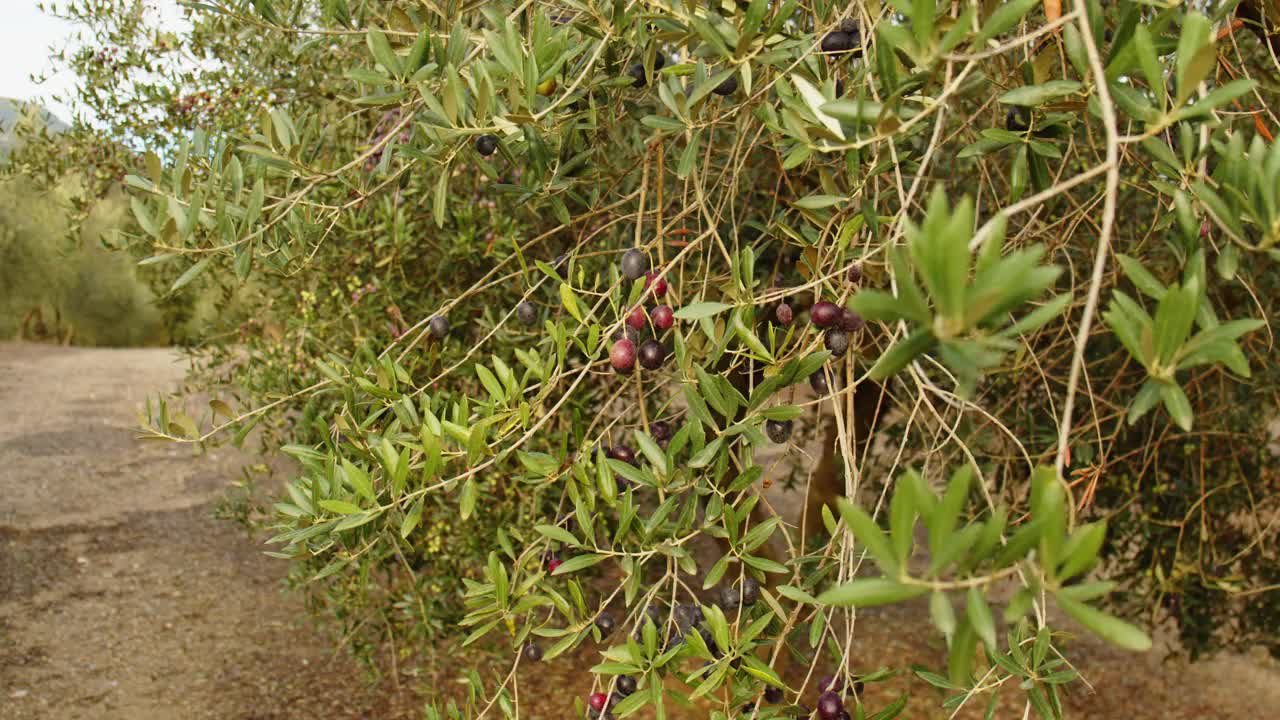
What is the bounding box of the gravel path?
[0,342,415,719]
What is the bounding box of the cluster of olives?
[610,249,676,374]
[810,300,864,358]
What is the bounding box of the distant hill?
[1,98,69,155]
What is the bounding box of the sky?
[1,2,79,121]
[0,1,185,123]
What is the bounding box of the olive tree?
[33,0,1280,717]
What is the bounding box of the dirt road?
[1,341,1277,720]
[0,343,415,719]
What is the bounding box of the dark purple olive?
[475,134,498,156]
[810,370,832,395]
[614,325,641,344]
[607,445,637,466]
[617,675,637,696]
[720,578,759,610]
[764,685,783,703]
[620,249,649,281]
[633,604,662,640]
[649,420,672,443]
[673,603,704,631]
[818,675,844,694]
[765,419,792,443]
[821,32,852,54]
[810,301,841,328]
[713,74,738,96]
[429,315,449,339]
[627,54,665,87]
[699,626,721,657]
[516,301,538,325]
[638,339,667,370]
[840,309,864,332]
[817,690,844,720]
[627,62,648,86]
[596,613,616,635]
[522,643,543,662]
[824,20,863,57]
[1006,106,1032,133]
[552,253,570,278]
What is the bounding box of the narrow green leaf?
[170,258,212,293]
[965,586,997,650]
[552,553,606,575]
[999,81,1083,107]
[535,524,580,547]
[1056,596,1152,651]
[817,578,927,607]
[674,302,732,320]
[836,499,899,574]
[1058,520,1106,580]
[319,499,363,515]
[460,477,477,520]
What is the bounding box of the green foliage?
[1196,132,1280,253]
[31,0,1280,715]
[848,191,1067,391]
